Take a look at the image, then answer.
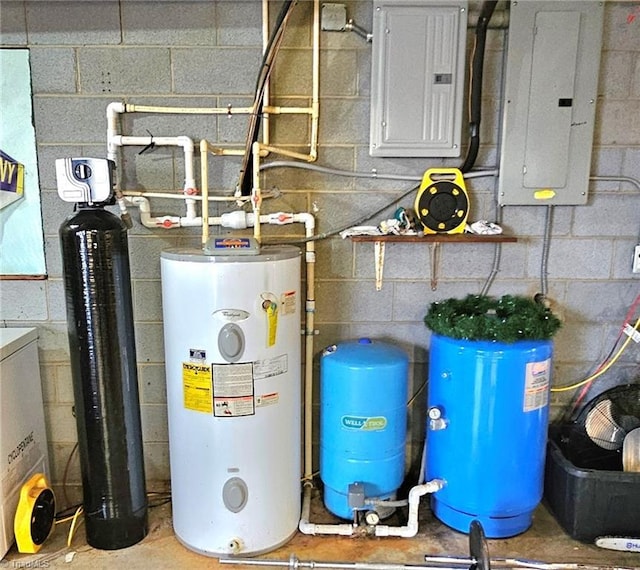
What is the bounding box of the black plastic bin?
[544,435,640,542]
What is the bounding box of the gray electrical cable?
[479,205,503,297]
[540,205,554,299]
[266,182,421,245]
[260,160,497,182]
[478,25,510,297]
[589,175,640,191]
[260,161,422,181]
[590,175,640,241]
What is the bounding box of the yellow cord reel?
[414,168,469,234]
[14,473,56,553]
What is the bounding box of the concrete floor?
[5,488,639,570]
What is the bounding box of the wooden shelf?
[349,233,518,291]
[349,234,517,243]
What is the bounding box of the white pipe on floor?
[374,480,444,537]
[298,484,356,536]
[299,479,444,537]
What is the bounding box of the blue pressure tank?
[426,334,553,538]
[320,339,409,520]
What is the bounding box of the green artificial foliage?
[424,294,562,343]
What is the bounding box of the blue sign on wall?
[0,49,46,276]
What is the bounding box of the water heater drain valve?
[228,538,244,554]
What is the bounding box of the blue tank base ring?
[323,486,396,521]
[432,498,533,538]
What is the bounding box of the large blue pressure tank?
[320,339,409,520]
[426,334,553,538]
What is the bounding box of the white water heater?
[161,246,302,556]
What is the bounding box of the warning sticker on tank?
[281,290,297,315]
[523,359,551,412]
[182,363,213,413]
[256,392,279,408]
[253,354,288,380]
[214,396,254,417]
[212,362,255,417]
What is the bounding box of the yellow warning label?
[182,363,212,413]
[266,302,278,347]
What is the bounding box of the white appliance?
[0,328,50,558]
[161,246,302,556]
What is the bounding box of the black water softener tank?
[57,157,147,549]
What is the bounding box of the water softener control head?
[55,157,115,205]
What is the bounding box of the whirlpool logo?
[341,415,387,431]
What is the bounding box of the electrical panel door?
[498,1,604,206]
[370,0,468,157]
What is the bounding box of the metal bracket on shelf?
[353,234,516,292]
[429,242,441,291]
[374,240,385,291]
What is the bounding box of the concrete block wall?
[1,1,639,491]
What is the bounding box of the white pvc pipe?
[298,485,355,536]
[262,0,271,147]
[126,197,314,237]
[122,190,250,203]
[374,480,444,537]
[310,0,320,161]
[127,196,223,229]
[252,140,262,243]
[112,134,196,194]
[106,101,125,161]
[298,479,444,537]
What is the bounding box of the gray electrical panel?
[369,0,468,157]
[498,1,604,206]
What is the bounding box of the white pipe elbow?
[298,485,355,536]
[177,135,193,150]
[374,479,444,538]
[293,212,315,232]
[177,136,197,195]
[106,102,125,159]
[106,101,125,127]
[130,196,153,228]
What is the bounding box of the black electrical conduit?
[237,0,297,196]
[459,0,498,173]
